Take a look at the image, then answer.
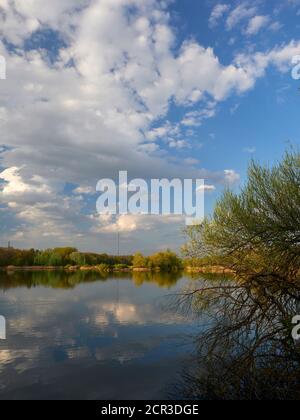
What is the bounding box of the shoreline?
[185,266,236,274]
[1,266,65,271]
[0,265,156,273]
[0,265,235,274]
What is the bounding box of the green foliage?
[53,248,78,264]
[132,251,182,271]
[70,252,86,266]
[0,247,182,272]
[0,248,36,267]
[97,264,111,272]
[133,253,148,268]
[148,250,182,271]
[69,252,133,267]
[0,247,135,268]
[48,252,63,266]
[183,256,221,268]
[114,264,129,270]
[184,150,300,280]
[34,249,63,266]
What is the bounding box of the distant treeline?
[0,247,182,271]
[0,247,133,268]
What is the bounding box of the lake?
[0,270,198,400]
[1,270,299,400]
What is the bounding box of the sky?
[0,0,299,254]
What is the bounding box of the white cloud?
[73,186,95,195]
[197,184,216,192]
[235,40,300,77]
[0,166,52,197]
[175,42,255,102]
[224,169,240,185]
[181,105,216,127]
[245,15,270,36]
[168,139,189,149]
[0,0,299,250]
[92,213,184,235]
[226,3,257,30]
[209,4,230,28]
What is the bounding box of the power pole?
[117,231,120,256]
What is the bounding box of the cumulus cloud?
[1,167,47,195]
[0,0,299,251]
[93,213,179,234]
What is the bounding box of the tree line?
[0,247,133,268]
[0,247,182,271]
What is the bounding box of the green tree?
[53,248,78,265]
[48,252,63,266]
[148,250,182,271]
[34,249,63,266]
[184,150,300,281]
[69,252,86,266]
[133,253,147,268]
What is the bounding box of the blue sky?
[0,0,299,254]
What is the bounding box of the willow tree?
[184,150,300,281]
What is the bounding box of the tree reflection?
[0,270,182,290]
[0,270,105,290]
[132,271,181,288]
[175,275,300,400]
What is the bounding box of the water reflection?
[0,271,194,400]
[3,270,296,400]
[175,275,300,400]
[0,270,182,290]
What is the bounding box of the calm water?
[0,270,197,400]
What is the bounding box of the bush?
[114,264,129,270]
[184,150,300,281]
[97,264,111,272]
